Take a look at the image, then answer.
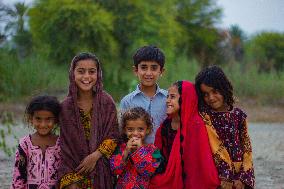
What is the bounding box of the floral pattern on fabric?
[110,143,163,189]
[11,135,61,189]
[201,107,255,188]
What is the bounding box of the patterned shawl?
[59,55,119,188]
[149,81,220,189]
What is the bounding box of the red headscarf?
[149,81,220,189]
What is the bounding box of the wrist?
[92,150,102,160]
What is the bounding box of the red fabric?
[149,81,220,189]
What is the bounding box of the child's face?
[74,59,97,93]
[200,83,226,111]
[31,110,56,136]
[166,85,180,117]
[134,61,164,88]
[124,118,148,141]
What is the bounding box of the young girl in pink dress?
[11,95,61,189]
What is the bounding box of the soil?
[0,102,284,188]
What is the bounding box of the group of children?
[10,45,255,189]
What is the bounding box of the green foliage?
[176,0,223,67]
[0,52,68,102]
[0,111,17,157]
[224,64,284,104]
[246,32,284,72]
[29,0,117,64]
[1,2,32,58]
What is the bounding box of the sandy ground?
[1,102,284,188]
[0,123,283,189]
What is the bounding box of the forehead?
[168,85,179,94]
[200,83,214,92]
[138,61,160,67]
[33,110,54,118]
[125,118,147,128]
[75,59,97,69]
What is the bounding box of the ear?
[160,67,165,76]
[146,128,151,135]
[133,66,138,76]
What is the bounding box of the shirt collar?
[133,84,167,97]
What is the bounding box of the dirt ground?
[1,102,284,189]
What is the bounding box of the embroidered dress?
[110,143,163,189]
[201,107,255,188]
[11,135,61,189]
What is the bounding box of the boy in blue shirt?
[120,45,167,144]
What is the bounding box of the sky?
[2,0,284,35]
[217,0,284,35]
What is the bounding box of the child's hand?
[220,180,233,189]
[132,137,142,149]
[66,183,80,189]
[233,180,245,189]
[76,150,102,175]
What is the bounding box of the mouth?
[81,81,93,85]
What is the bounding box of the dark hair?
[195,65,234,110]
[120,107,153,142]
[171,81,183,115]
[133,45,165,69]
[72,52,100,68]
[25,95,61,124]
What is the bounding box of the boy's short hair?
[133,45,165,69]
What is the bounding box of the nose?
[132,129,139,137]
[145,68,152,75]
[208,93,214,101]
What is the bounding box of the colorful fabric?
[10,135,61,189]
[110,143,163,189]
[79,109,92,140]
[149,81,220,189]
[120,84,167,144]
[59,56,120,189]
[200,107,255,188]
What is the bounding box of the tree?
[29,0,117,64]
[246,32,284,72]
[1,2,32,58]
[175,0,223,68]
[229,25,246,62]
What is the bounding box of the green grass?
[0,54,283,105]
[0,55,69,102]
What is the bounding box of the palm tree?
[2,2,32,59]
[229,25,246,62]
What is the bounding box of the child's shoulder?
[232,106,247,117]
[18,135,32,151]
[120,90,138,102]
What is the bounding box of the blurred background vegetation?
[0,0,284,105]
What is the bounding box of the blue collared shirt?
[120,85,167,144]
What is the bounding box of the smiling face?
[31,110,56,136]
[166,85,180,117]
[124,118,149,141]
[134,61,164,89]
[200,83,227,112]
[74,59,98,94]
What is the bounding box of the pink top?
[10,135,61,189]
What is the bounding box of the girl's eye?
[89,70,97,75]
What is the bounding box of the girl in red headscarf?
[149,80,220,189]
